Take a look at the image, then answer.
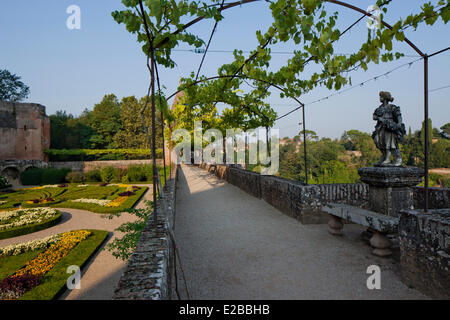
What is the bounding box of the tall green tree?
[0,69,30,102]
[113,96,163,149]
[85,94,122,149]
[420,118,433,150]
[340,130,380,166]
[49,111,93,149]
[299,130,319,142]
[430,139,450,168]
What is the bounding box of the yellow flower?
[13,230,91,277]
[105,196,128,207]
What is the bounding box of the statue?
[372,91,406,167]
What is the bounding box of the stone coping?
[358,166,424,187]
[323,203,399,233]
[400,208,450,225]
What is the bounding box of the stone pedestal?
[358,166,424,257]
[358,167,424,218]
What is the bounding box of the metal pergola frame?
[136,0,448,222]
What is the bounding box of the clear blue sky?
[1,0,449,139]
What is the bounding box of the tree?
[0,69,30,102]
[340,130,380,166]
[441,123,450,137]
[299,130,319,142]
[50,110,94,149]
[50,111,73,149]
[430,139,450,168]
[113,96,163,149]
[420,118,433,151]
[85,94,122,149]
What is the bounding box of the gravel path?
[174,165,427,299]
[0,185,152,300]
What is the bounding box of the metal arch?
[166,74,310,183]
[167,74,304,108]
[327,0,425,57]
[146,0,446,206]
[155,0,425,57]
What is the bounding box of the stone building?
[0,101,50,183]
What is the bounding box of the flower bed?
[0,208,62,240]
[0,229,108,300]
[105,196,129,207]
[14,230,91,278]
[0,234,60,257]
[71,198,112,206]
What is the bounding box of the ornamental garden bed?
[0,208,62,240]
[0,184,148,214]
[0,229,108,300]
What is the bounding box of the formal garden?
[0,229,108,300]
[0,161,160,299]
[0,180,150,300]
[0,184,147,214]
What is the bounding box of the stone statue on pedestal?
[372,91,406,167]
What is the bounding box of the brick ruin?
[0,101,50,183]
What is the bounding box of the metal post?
[424,55,429,213]
[162,113,167,182]
[150,49,158,225]
[302,105,308,185]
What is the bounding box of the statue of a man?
[372,91,406,167]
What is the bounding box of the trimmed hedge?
[45,148,163,162]
[85,170,101,182]
[66,172,83,183]
[20,168,71,186]
[20,169,42,186]
[100,166,126,183]
[0,211,62,240]
[18,229,109,300]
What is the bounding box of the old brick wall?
[399,209,450,299]
[0,101,50,161]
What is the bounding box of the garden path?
[174,165,427,299]
[0,184,153,300]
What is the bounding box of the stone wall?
[50,159,164,172]
[399,209,450,299]
[0,101,50,161]
[199,164,369,224]
[413,186,450,210]
[113,166,178,300]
